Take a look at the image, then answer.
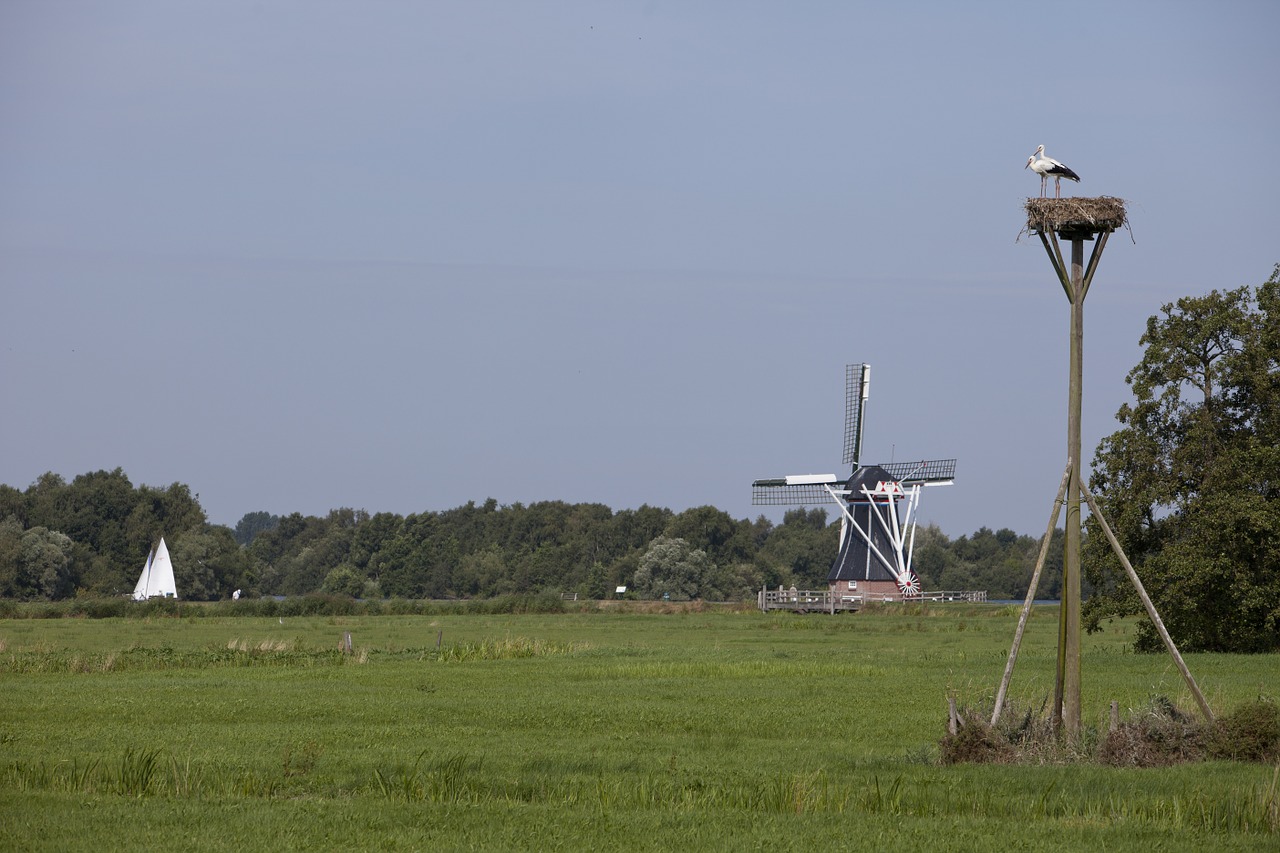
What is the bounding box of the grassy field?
[1,603,1277,851]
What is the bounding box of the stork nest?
[1024,196,1127,235]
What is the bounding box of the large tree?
[633,536,713,601]
[1084,266,1280,652]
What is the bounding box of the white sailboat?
[132,537,179,600]
[131,549,152,600]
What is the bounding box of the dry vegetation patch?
[942,697,1280,768]
[1100,697,1206,767]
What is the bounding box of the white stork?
[1025,145,1080,198]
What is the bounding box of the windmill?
[752,364,956,597]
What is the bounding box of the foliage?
[917,525,1064,600]
[632,536,711,600]
[167,526,251,601]
[0,524,76,600]
[1085,266,1280,652]
[232,511,279,546]
[320,565,367,598]
[753,508,837,588]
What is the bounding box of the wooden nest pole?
[999,196,1213,735]
[1024,196,1126,739]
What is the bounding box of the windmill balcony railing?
[757,587,987,612]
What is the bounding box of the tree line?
[3,267,1275,653]
[0,471,1054,605]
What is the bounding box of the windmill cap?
[844,465,900,499]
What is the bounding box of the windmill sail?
[751,473,842,505]
[132,537,179,600]
[879,459,957,485]
[842,364,870,466]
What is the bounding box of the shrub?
[77,598,131,619]
[1207,699,1280,763]
[469,593,565,615]
[277,594,358,617]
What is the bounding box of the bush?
[278,594,359,617]
[468,593,565,615]
[1207,699,1280,763]
[382,597,423,616]
[77,598,131,619]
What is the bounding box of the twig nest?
[1025,196,1127,235]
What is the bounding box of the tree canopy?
[0,471,1053,603]
[1084,266,1280,652]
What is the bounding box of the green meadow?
[1,604,1276,851]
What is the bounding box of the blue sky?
[2,1,1277,537]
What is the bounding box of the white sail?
[148,537,178,599]
[131,549,154,601]
[133,537,179,600]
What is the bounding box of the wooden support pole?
[1080,231,1110,300]
[991,461,1072,727]
[1078,482,1215,722]
[1062,236,1085,738]
[1038,231,1072,299]
[1053,579,1066,730]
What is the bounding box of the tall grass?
[15,746,1271,835]
[432,636,588,662]
[0,641,349,673]
[0,634,585,673]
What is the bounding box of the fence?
[758,587,987,613]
